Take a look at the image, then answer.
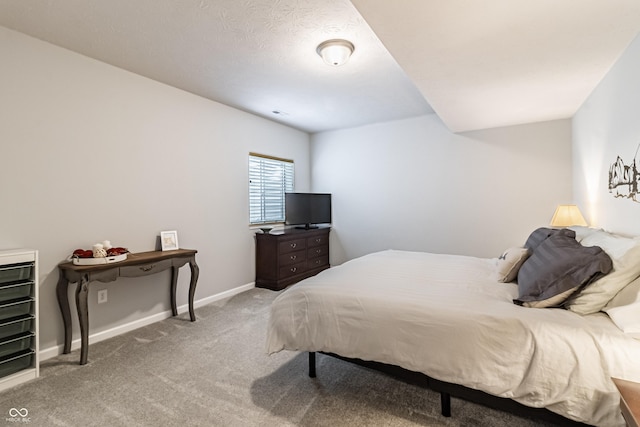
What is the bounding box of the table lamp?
[550,204,588,227]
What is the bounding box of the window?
[249,153,294,225]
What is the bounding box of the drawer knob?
[315,260,321,264]
[140,265,154,272]
[290,267,297,273]
[316,249,322,254]
[315,238,321,243]
[290,255,297,261]
[290,243,297,248]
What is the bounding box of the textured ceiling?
[0,1,639,133]
[0,0,432,134]
[352,0,640,132]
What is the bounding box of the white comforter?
[266,250,640,426]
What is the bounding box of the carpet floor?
[0,288,562,426]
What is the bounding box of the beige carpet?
[0,288,564,426]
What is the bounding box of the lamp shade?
[550,205,588,227]
[317,39,354,66]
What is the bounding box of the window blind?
[249,153,294,225]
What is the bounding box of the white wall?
[573,33,640,235]
[0,27,310,353]
[311,115,573,264]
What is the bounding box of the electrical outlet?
[97,289,108,304]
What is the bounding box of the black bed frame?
[308,352,591,427]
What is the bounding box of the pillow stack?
[497,227,640,317]
[494,226,640,338]
[513,228,613,308]
[564,229,640,314]
[566,228,640,338]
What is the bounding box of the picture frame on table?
[160,230,179,251]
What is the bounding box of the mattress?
[266,250,640,426]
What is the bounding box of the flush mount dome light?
[316,39,354,66]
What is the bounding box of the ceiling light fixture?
[316,39,354,67]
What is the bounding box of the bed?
[266,226,640,426]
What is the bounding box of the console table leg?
[188,258,199,322]
[170,266,178,317]
[75,277,90,365]
[56,275,72,354]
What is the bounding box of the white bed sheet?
[266,250,640,426]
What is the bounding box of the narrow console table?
[56,249,199,365]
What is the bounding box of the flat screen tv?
[285,193,332,229]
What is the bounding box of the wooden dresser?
[255,227,330,291]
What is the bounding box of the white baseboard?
[39,282,255,361]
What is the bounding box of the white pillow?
[579,229,638,261]
[568,225,601,242]
[566,241,640,315]
[493,247,530,283]
[604,301,640,339]
[606,275,640,309]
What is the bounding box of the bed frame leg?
[440,392,451,417]
[308,352,316,378]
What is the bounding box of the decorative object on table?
[259,227,273,234]
[71,244,128,265]
[92,243,107,258]
[160,230,179,251]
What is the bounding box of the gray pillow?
[523,227,576,252]
[515,233,612,308]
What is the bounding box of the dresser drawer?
[279,261,307,279]
[119,259,173,277]
[307,234,328,247]
[0,332,33,359]
[279,238,306,254]
[280,249,306,266]
[0,299,32,322]
[307,255,329,270]
[0,350,34,379]
[308,246,328,259]
[0,315,34,341]
[0,263,33,285]
[0,282,33,304]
